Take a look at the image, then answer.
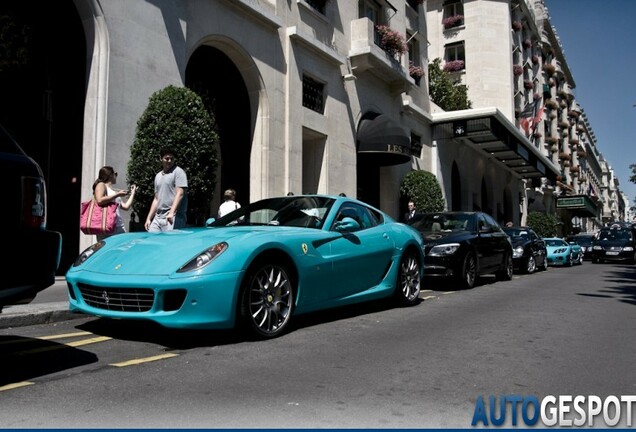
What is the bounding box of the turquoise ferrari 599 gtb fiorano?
[67,195,425,339]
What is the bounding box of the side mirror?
[205,217,216,227]
[334,217,360,232]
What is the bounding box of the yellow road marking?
[421,295,437,300]
[0,382,34,392]
[0,331,94,346]
[13,336,112,355]
[37,331,93,340]
[110,353,179,367]
[65,336,112,347]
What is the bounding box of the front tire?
[458,252,477,289]
[240,263,294,339]
[395,251,421,306]
[525,256,536,274]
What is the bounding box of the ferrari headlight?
[513,246,524,258]
[428,243,460,256]
[73,241,106,267]
[178,242,228,273]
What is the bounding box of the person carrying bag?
[81,166,136,240]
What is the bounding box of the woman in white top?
[218,188,241,218]
[93,166,137,240]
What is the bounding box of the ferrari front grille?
[78,283,154,312]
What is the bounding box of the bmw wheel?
[395,251,421,306]
[497,254,514,281]
[525,256,536,274]
[459,252,477,289]
[241,263,294,339]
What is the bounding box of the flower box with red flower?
[443,60,465,72]
[442,15,464,29]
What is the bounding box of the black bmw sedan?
[409,212,513,289]
[592,225,636,264]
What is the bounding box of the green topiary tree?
[127,85,218,226]
[428,58,472,111]
[526,211,560,237]
[400,170,446,213]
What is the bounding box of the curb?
[0,302,85,330]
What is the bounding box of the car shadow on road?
[76,318,243,349]
[75,297,424,349]
[0,336,98,386]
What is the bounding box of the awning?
[431,108,561,184]
[556,195,599,218]
[357,113,411,166]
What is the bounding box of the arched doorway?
[185,46,251,214]
[0,1,86,274]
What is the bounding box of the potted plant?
[545,99,558,110]
[375,25,407,57]
[443,59,465,72]
[523,80,534,90]
[522,39,532,49]
[512,20,522,32]
[442,15,464,29]
[513,65,523,76]
[532,54,540,65]
[543,63,556,75]
[545,136,558,145]
[559,152,571,161]
[409,62,425,84]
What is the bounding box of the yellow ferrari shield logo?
[301,243,308,254]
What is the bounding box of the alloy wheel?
[243,264,293,338]
[397,252,421,305]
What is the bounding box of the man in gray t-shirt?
[145,148,188,232]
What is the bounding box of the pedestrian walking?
[145,147,188,232]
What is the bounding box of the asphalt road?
[1,262,634,428]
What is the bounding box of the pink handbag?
[80,199,118,235]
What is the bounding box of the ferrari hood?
[77,227,275,276]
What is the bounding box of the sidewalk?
[0,301,81,329]
[0,276,84,330]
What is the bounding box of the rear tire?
[497,254,514,281]
[395,251,421,306]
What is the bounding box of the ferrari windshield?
[210,196,336,229]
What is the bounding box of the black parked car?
[409,211,513,289]
[1,124,62,311]
[503,226,547,273]
[566,233,594,260]
[592,224,636,264]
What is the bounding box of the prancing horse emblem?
[102,290,110,306]
[301,243,308,254]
